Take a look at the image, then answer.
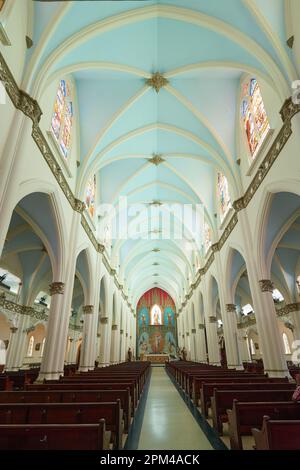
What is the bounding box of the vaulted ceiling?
[22,0,298,308]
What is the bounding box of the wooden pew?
[0,374,12,391]
[201,382,295,417]
[211,389,294,434]
[228,400,300,450]
[252,416,300,450]
[193,376,288,406]
[27,382,137,410]
[0,421,110,450]
[0,388,131,432]
[0,400,123,449]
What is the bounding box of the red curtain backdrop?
[137,287,175,311]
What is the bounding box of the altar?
[143,354,169,363]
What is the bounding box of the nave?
[136,367,212,450]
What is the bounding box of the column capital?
[209,316,217,323]
[49,282,65,296]
[112,324,118,331]
[69,338,74,343]
[259,279,274,292]
[126,333,128,337]
[83,305,94,314]
[191,328,196,334]
[100,317,108,324]
[198,323,205,330]
[186,332,189,336]
[10,327,18,333]
[226,304,236,313]
[120,329,124,334]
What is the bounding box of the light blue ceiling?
[21,1,298,307]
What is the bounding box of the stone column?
[196,323,207,362]
[110,324,120,364]
[206,316,220,365]
[190,329,197,361]
[79,305,96,372]
[237,210,289,377]
[38,282,66,381]
[5,312,31,371]
[250,279,289,377]
[289,305,300,341]
[120,329,125,362]
[238,332,251,362]
[99,317,109,367]
[224,304,243,369]
[66,337,76,364]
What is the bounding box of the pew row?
[252,417,300,450]
[228,400,300,450]
[0,421,110,450]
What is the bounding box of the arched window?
[241,78,270,159]
[217,172,231,221]
[85,175,96,219]
[250,338,256,356]
[282,333,291,354]
[40,337,46,357]
[51,79,73,160]
[27,336,34,357]
[0,1,6,12]
[204,221,212,254]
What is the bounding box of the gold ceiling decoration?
[146,72,169,93]
[148,153,165,166]
[152,248,160,253]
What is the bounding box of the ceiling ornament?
[152,248,160,253]
[148,154,165,166]
[146,72,169,93]
[149,200,162,207]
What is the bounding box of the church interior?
[0,0,300,453]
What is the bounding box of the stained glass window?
[217,172,231,221]
[85,175,96,219]
[0,1,5,12]
[241,78,270,159]
[204,221,212,253]
[51,79,73,160]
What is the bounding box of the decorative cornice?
[259,279,274,293]
[209,316,217,323]
[276,302,300,317]
[83,305,94,314]
[148,154,165,166]
[226,304,236,313]
[146,72,169,93]
[280,96,300,122]
[49,282,65,296]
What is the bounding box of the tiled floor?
[137,367,213,450]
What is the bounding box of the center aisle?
[137,367,213,450]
